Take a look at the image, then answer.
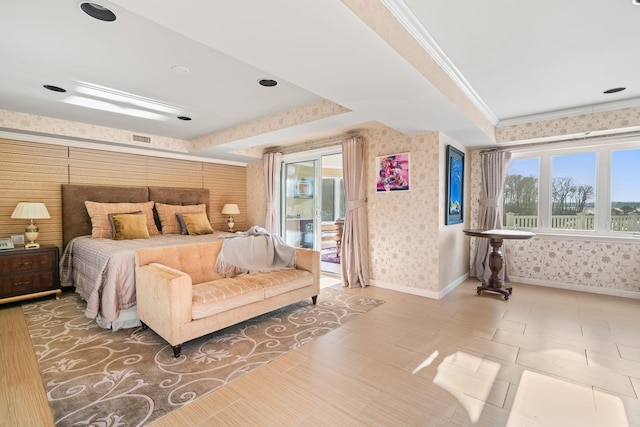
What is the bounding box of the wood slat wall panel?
[69,148,148,184]
[204,163,247,231]
[2,152,68,168]
[0,139,248,248]
[147,157,203,188]
[69,147,146,166]
[0,139,68,249]
[0,139,69,159]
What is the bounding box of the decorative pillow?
[155,203,207,234]
[111,214,150,240]
[108,211,143,238]
[175,213,189,235]
[85,201,159,239]
[181,212,214,235]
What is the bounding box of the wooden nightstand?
[0,245,61,305]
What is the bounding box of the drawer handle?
[13,280,32,286]
[15,261,33,266]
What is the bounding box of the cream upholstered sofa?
[135,240,320,357]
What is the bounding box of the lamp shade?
[11,202,50,219]
[221,204,240,215]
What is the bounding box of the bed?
[60,184,232,330]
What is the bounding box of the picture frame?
[376,152,410,192]
[445,145,464,225]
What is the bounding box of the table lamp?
[221,203,240,232]
[11,202,50,249]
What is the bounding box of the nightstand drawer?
[0,251,54,274]
[0,271,57,298]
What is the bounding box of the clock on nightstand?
[0,245,61,305]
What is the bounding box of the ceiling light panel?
[76,81,182,114]
[63,95,169,121]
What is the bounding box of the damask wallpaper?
[506,237,640,294]
[364,126,442,294]
[495,106,640,143]
[0,109,190,153]
[245,161,266,228]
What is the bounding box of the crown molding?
[381,0,499,126]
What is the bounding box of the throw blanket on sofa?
[214,226,296,276]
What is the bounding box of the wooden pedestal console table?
[463,229,535,300]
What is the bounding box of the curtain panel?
[471,151,512,283]
[263,152,282,235]
[341,137,370,287]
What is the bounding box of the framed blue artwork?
[446,145,464,225]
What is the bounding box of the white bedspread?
[60,233,229,326]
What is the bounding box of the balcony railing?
[505,212,640,231]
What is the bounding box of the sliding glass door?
[283,160,317,249]
[281,151,344,273]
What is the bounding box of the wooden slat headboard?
[61,184,210,248]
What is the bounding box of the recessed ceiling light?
[177,116,192,121]
[80,2,117,22]
[603,87,626,94]
[633,0,640,5]
[43,85,66,93]
[258,79,278,87]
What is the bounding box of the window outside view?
[550,152,596,230]
[610,149,640,232]
[503,147,640,233]
[503,157,539,228]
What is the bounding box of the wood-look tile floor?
[2,278,640,426]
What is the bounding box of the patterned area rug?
[23,287,383,426]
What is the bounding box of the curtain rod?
[264,133,361,155]
[480,129,640,154]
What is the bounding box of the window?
[611,148,640,232]
[504,158,539,228]
[503,139,640,236]
[550,152,595,231]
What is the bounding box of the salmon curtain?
[341,136,370,288]
[263,152,282,234]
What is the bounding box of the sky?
[507,149,640,203]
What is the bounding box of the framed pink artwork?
[376,152,410,192]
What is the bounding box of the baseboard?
[371,273,469,300]
[510,276,640,300]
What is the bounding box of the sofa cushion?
[236,269,313,299]
[190,269,313,320]
[192,278,264,320]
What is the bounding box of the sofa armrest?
[294,248,320,292]
[135,263,193,346]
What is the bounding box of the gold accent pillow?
[108,211,142,238]
[85,201,159,239]
[155,203,207,234]
[181,212,213,235]
[111,214,150,240]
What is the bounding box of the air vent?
[132,134,151,143]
